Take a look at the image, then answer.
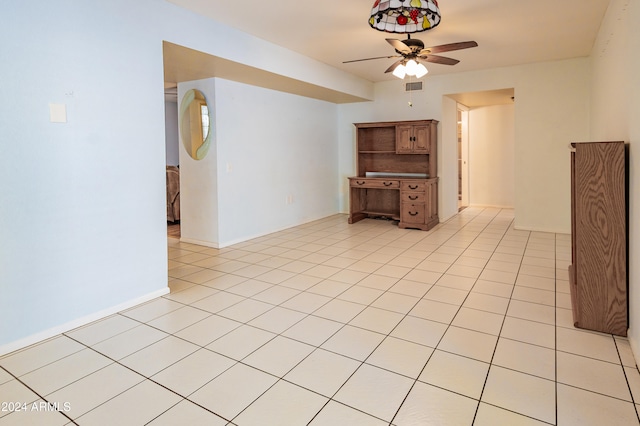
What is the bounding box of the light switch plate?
[49,103,67,123]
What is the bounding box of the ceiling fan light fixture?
[392,63,407,79]
[415,63,428,78]
[405,59,419,75]
[395,59,428,79]
[369,0,441,34]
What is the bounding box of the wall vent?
[405,81,423,92]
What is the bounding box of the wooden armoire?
[568,141,627,336]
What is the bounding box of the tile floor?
[1,208,640,425]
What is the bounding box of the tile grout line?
[467,217,531,425]
[0,364,78,425]
[386,209,520,424]
[613,336,640,422]
[60,333,235,424]
[268,208,505,424]
[327,207,503,425]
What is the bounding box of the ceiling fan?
[344,35,478,78]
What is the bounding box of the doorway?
[447,88,515,215]
[457,105,469,211]
[165,84,181,238]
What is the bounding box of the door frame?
[457,104,470,209]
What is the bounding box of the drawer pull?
[408,195,419,200]
[409,211,419,216]
[383,181,393,186]
[356,181,366,185]
[409,185,419,190]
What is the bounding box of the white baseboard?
[468,203,515,209]
[512,224,571,234]
[439,213,457,223]
[628,333,640,369]
[0,288,169,357]
[182,213,345,249]
[217,214,341,248]
[179,237,220,249]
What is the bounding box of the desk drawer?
[350,179,400,189]
[401,202,425,224]
[402,192,425,202]
[401,181,426,191]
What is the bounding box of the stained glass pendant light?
[369,0,441,34]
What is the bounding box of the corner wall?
[0,1,169,352]
[589,0,640,362]
[214,79,340,246]
[178,79,220,247]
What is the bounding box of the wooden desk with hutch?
[348,120,439,231]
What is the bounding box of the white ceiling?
[167,0,611,83]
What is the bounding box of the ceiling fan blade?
[343,55,400,64]
[384,59,405,73]
[419,41,478,56]
[386,38,411,54]
[422,55,460,65]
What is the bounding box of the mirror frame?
[179,89,212,160]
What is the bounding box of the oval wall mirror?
[179,89,212,160]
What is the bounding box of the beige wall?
[0,1,370,353]
[589,0,640,361]
[338,58,590,232]
[468,104,515,208]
